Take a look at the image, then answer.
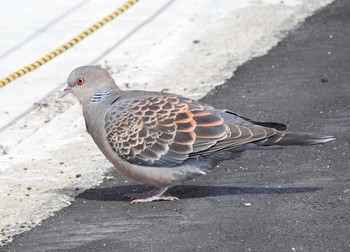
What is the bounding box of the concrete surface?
[0,0,335,245]
[2,0,349,251]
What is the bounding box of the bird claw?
[123,187,178,203]
[123,190,157,200]
[130,195,179,204]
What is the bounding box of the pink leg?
[124,187,179,204]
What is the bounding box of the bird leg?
[124,187,179,204]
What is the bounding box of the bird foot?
[123,187,179,204]
[130,195,179,204]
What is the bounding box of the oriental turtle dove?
[61,66,334,203]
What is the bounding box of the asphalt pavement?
[2,0,350,251]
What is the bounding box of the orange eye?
[76,77,85,85]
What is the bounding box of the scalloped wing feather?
[105,93,276,167]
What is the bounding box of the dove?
[60,66,334,203]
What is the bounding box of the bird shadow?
[76,184,322,202]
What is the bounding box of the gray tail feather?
[264,132,335,146]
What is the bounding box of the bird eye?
[76,77,85,85]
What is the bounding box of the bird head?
[60,66,119,104]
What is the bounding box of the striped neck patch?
[89,91,111,104]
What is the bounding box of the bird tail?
[263,131,335,146]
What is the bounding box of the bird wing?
[105,93,276,167]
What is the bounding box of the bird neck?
[81,90,122,137]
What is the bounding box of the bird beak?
[59,85,72,98]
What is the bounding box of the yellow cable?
[0,0,138,88]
